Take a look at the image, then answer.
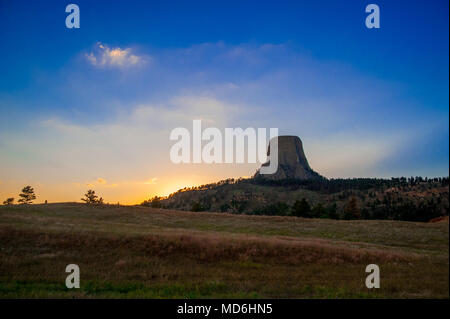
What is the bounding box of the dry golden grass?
[0,203,448,298]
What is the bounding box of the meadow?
[0,203,448,298]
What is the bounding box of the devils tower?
[254,136,321,180]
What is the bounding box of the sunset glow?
[0,1,448,205]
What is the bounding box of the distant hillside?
[150,134,449,222]
[152,176,449,222]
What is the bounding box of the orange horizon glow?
[0,174,253,206]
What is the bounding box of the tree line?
[2,186,36,205]
[187,195,446,222]
[156,175,449,222]
[2,187,105,205]
[251,176,449,194]
[163,176,449,198]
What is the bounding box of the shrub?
[3,198,14,205]
[291,198,311,217]
[191,202,205,212]
[343,197,360,220]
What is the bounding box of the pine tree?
[344,196,360,220]
[3,198,14,205]
[81,189,99,204]
[18,186,36,204]
[291,198,311,217]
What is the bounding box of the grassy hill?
[0,203,448,298]
[159,177,449,221]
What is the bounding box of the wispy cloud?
[85,42,147,68]
[86,178,118,188]
[144,178,158,185]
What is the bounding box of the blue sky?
[0,0,448,203]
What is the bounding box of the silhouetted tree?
[81,189,102,204]
[18,186,36,204]
[220,203,231,212]
[326,203,339,219]
[3,198,14,205]
[291,198,311,217]
[344,196,360,220]
[191,201,204,212]
[229,195,247,213]
[361,208,371,219]
[150,196,162,208]
[254,202,290,216]
[311,203,327,218]
[141,196,163,208]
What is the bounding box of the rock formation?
[254,135,321,180]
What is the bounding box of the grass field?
[0,203,448,298]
